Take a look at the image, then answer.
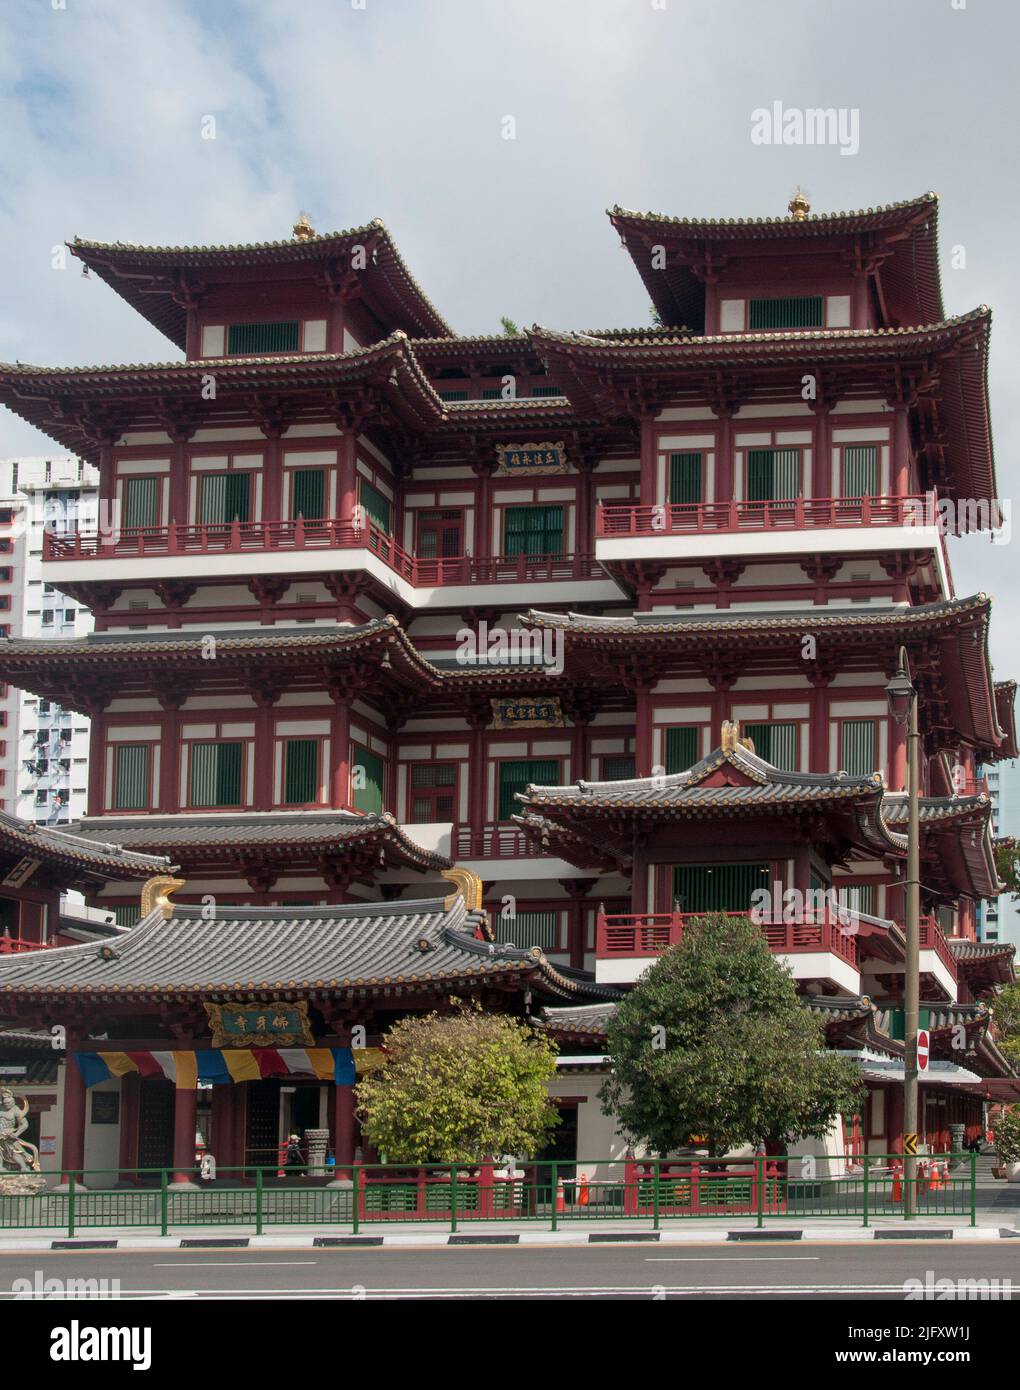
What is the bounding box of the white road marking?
[646,1255,820,1262]
[151,1260,317,1268]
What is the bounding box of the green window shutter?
[843,445,878,498]
[227,321,300,355]
[746,448,800,501]
[284,739,318,805]
[841,719,877,776]
[602,755,636,781]
[498,758,558,820]
[352,746,385,814]
[438,389,470,402]
[837,883,875,916]
[669,452,703,504]
[122,477,158,529]
[114,744,149,810]
[744,721,799,771]
[292,469,325,520]
[672,862,771,913]
[503,506,563,558]
[664,726,699,774]
[200,473,250,524]
[748,296,823,330]
[531,385,563,397]
[360,481,392,534]
[191,742,243,807]
[481,387,501,399]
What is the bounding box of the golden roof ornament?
[788,187,811,221]
[442,866,484,912]
[292,211,315,241]
[721,719,740,752]
[140,874,186,921]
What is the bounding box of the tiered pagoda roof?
[609,192,943,330]
[0,892,619,1016]
[69,220,454,344]
[521,598,1015,760]
[0,809,171,890]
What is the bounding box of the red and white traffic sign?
[917,1029,930,1072]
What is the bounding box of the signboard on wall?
[490,696,565,729]
[205,1001,314,1049]
[3,858,40,888]
[495,442,568,477]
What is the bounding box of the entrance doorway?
[137,1079,174,1173]
[534,1103,579,1206]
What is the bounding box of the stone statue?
[0,1086,43,1192]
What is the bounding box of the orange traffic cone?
[929,1160,942,1192]
[578,1171,590,1207]
[892,1163,902,1203]
[555,1178,565,1214]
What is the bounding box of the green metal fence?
[0,1155,978,1236]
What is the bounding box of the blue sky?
[1,0,1017,669]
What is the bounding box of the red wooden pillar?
[714,408,734,504]
[338,430,358,524]
[639,415,657,506]
[97,440,114,515]
[60,1051,87,1183]
[261,428,283,524]
[210,1085,236,1171]
[171,1083,198,1186]
[87,713,107,815]
[631,847,649,914]
[253,694,276,811]
[169,430,191,526]
[561,878,596,970]
[891,406,911,496]
[472,461,494,560]
[812,404,831,500]
[330,694,351,809]
[576,458,595,556]
[334,1083,357,1168]
[887,1085,904,1155]
[809,677,830,774]
[852,270,870,328]
[158,702,182,814]
[468,711,490,836]
[634,684,652,777]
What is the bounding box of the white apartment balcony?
[43,520,623,609]
[595,495,952,592]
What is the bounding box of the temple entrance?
[244,1079,280,1168]
[282,1084,324,1148]
[534,1103,579,1207]
[137,1079,174,1173]
[672,862,771,913]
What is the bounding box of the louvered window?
[226,321,300,355]
[481,387,502,399]
[843,445,878,498]
[292,469,325,521]
[416,510,462,558]
[837,883,875,916]
[841,719,877,776]
[669,452,703,504]
[664,726,700,774]
[501,910,559,950]
[744,721,799,771]
[498,759,558,821]
[283,739,318,805]
[409,763,457,822]
[748,296,823,330]
[352,746,385,815]
[113,744,149,810]
[360,481,391,534]
[122,476,159,529]
[438,389,469,402]
[747,448,800,501]
[672,862,771,913]
[602,755,636,781]
[190,741,243,807]
[199,472,250,524]
[531,385,563,397]
[504,506,563,558]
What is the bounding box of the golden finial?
[140,874,186,921]
[788,187,811,221]
[292,211,316,241]
[442,866,484,912]
[721,719,740,753]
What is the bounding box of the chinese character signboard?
[495,442,568,477]
[205,1001,315,1048]
[490,696,565,729]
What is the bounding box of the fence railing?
[596,495,931,538]
[42,521,600,589]
[0,1154,977,1235]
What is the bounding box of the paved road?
[2,1241,1019,1299]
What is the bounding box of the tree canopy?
[600,913,863,1156]
[355,1005,559,1164]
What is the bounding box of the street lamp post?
[886,646,920,1218]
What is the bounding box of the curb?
[0,1225,1011,1254]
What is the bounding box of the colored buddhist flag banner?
[74,1047,361,1089]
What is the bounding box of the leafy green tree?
[600,913,863,1156]
[995,838,1020,900]
[991,1105,1020,1164]
[499,315,520,337]
[990,980,1020,1066]
[356,1005,559,1163]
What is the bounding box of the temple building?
[0,191,1017,1172]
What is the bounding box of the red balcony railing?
[0,934,51,954]
[596,909,861,966]
[918,914,959,980]
[596,495,930,538]
[43,519,601,588]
